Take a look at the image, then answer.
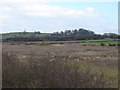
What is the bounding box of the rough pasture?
[2,43,118,88]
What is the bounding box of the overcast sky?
[0,0,119,34]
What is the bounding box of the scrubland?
[2,43,118,88]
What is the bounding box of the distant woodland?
[2,28,120,42]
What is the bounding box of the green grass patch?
[2,32,51,39]
[26,39,120,45]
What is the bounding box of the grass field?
[26,39,120,45]
[2,42,118,88]
[2,32,51,39]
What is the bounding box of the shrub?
[100,43,105,46]
[3,51,106,88]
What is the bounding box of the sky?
[0,0,119,34]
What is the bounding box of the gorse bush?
[3,51,106,88]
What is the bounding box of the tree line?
[2,28,120,42]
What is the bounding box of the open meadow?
[1,1,119,88]
[2,42,118,88]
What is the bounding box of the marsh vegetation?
[2,43,118,88]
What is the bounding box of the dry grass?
[2,43,118,88]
